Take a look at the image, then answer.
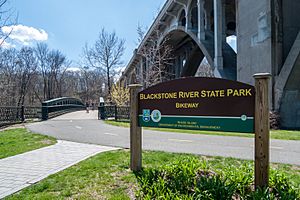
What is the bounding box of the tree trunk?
[107,68,111,97]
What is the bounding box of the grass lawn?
[6,150,300,199]
[0,128,56,159]
[105,120,300,140]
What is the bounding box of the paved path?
[0,140,118,199]
[27,111,300,166]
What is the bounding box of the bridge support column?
[213,0,223,70]
[204,1,212,31]
[197,0,205,40]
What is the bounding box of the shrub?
[111,83,129,106]
[270,170,299,199]
[270,111,280,129]
[135,158,299,199]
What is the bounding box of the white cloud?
[1,24,48,46]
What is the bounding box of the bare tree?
[83,28,125,98]
[0,48,18,105]
[16,47,38,106]
[35,43,49,100]
[34,43,72,101]
[76,66,106,104]
[0,42,108,106]
[79,66,92,103]
[46,49,70,99]
[137,25,174,87]
[195,58,214,77]
[0,0,16,47]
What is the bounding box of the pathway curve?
[26,111,300,166]
[0,140,118,199]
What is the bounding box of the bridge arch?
[160,26,214,78]
[160,24,236,80]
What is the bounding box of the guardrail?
[42,97,85,120]
[98,105,130,122]
[0,106,41,127]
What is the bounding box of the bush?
[135,158,299,199]
[270,111,280,130]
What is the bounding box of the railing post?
[98,102,105,120]
[129,84,143,172]
[42,102,48,120]
[253,73,271,189]
[21,105,25,122]
[115,105,118,121]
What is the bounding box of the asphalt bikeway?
[27,110,300,166]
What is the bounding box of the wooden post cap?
[253,73,272,79]
[128,84,143,89]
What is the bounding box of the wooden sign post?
[254,73,271,189]
[129,84,143,172]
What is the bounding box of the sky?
[2,0,166,67]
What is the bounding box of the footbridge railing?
[42,97,85,120]
[98,104,130,122]
[0,106,41,127]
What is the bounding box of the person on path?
[86,102,89,113]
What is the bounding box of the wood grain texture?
[129,84,142,172]
[254,74,271,189]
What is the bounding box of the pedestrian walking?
[86,102,89,113]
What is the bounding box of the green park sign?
[131,74,271,189]
[138,77,255,133]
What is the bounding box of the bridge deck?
[51,110,98,120]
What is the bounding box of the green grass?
[104,120,300,140]
[6,150,300,200]
[0,128,57,159]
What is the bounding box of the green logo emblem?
[151,110,161,122]
[241,115,247,121]
[142,109,150,122]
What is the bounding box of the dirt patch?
[112,169,138,200]
[291,165,300,172]
[0,124,26,132]
[41,139,55,145]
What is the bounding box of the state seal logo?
[241,115,247,121]
[151,109,161,122]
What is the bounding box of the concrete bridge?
[120,0,300,129]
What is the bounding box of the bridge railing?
[98,104,130,122]
[24,107,42,119]
[0,97,85,126]
[0,106,41,127]
[42,97,85,120]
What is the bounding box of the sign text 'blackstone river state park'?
[138,77,255,133]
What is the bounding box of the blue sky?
[3,0,166,67]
